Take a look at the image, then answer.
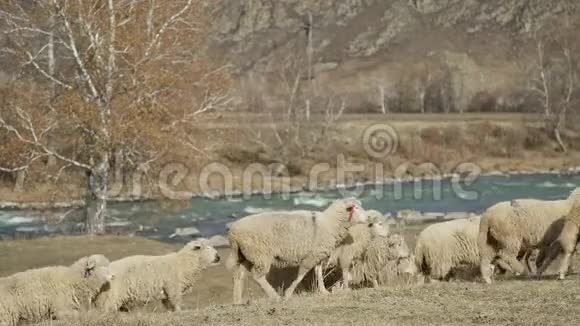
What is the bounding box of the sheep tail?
[226,237,241,270]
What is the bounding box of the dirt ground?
[1,227,580,326]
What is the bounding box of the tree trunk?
[378,85,387,114]
[107,147,124,198]
[46,12,57,167]
[554,125,567,153]
[553,109,568,153]
[86,156,109,234]
[14,170,26,193]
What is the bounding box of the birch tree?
[0,0,231,233]
[527,26,579,153]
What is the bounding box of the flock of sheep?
[0,240,221,325]
[1,189,580,325]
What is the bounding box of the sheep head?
[91,266,115,284]
[71,254,111,279]
[397,255,418,276]
[70,255,115,292]
[386,234,410,260]
[183,239,221,266]
[367,210,389,238]
[326,198,367,224]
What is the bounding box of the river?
[1,173,579,241]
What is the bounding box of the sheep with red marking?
[226,198,367,304]
[322,210,390,289]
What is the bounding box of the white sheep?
[350,233,413,287]
[478,188,580,284]
[415,216,481,282]
[537,198,580,280]
[321,210,389,289]
[0,255,113,325]
[226,198,367,304]
[94,239,220,312]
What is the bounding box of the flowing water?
[1,173,579,241]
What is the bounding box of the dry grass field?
[46,279,580,326]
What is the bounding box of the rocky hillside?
[211,0,580,113]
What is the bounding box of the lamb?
[226,198,367,304]
[0,255,113,326]
[322,210,389,289]
[478,188,580,284]
[537,198,580,280]
[415,216,481,282]
[94,239,220,312]
[349,233,413,287]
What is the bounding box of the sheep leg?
[250,267,280,301]
[537,241,561,276]
[162,285,183,312]
[429,261,451,282]
[252,274,280,300]
[283,266,311,300]
[232,262,249,305]
[247,260,279,300]
[480,264,494,284]
[557,252,573,280]
[556,223,579,280]
[314,265,329,295]
[341,267,352,290]
[372,279,379,288]
[494,259,511,274]
[478,228,497,284]
[525,249,539,276]
[497,250,525,276]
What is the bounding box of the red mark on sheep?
[347,205,358,221]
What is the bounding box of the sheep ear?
[191,244,202,250]
[346,203,358,212]
[186,240,204,250]
[83,258,96,278]
[85,257,97,270]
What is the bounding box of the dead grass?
[43,278,580,326]
[1,232,579,326]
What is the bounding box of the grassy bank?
[1,113,579,206]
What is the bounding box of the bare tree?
[527,30,579,152]
[0,0,231,233]
[244,16,346,167]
